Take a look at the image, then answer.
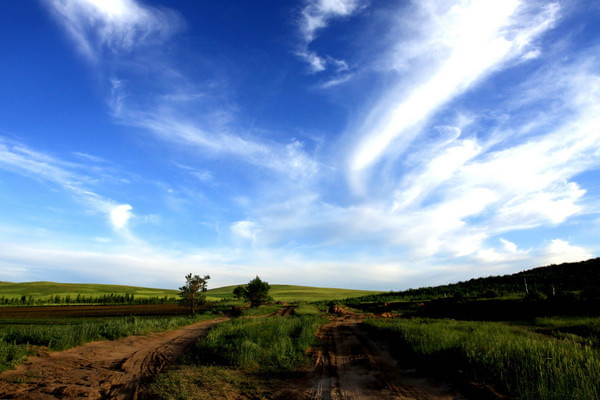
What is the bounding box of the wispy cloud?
[44,0,182,60]
[297,0,365,73]
[349,0,559,185]
[0,136,134,232]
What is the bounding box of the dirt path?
[305,315,469,400]
[0,317,228,400]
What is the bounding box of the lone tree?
[243,276,271,307]
[233,285,245,301]
[179,273,210,315]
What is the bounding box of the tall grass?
[193,315,325,373]
[366,318,600,400]
[0,314,213,371]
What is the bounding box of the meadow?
[365,317,600,400]
[0,281,380,304]
[143,313,326,399]
[206,284,381,302]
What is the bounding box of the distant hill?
[0,281,381,303]
[0,281,178,300]
[351,258,600,303]
[207,284,381,302]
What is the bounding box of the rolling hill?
[0,281,380,303]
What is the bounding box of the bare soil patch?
[0,317,228,399]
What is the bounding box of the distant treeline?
[0,293,178,306]
[346,258,600,304]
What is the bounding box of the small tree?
[233,285,245,301]
[179,273,210,315]
[243,276,271,307]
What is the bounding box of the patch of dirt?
[298,314,470,400]
[0,317,228,399]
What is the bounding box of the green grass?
[0,281,380,303]
[144,313,325,399]
[207,284,381,302]
[193,314,325,373]
[366,318,600,400]
[239,304,281,317]
[0,281,178,301]
[0,314,214,372]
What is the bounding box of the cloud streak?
[44,0,182,60]
[349,0,559,185]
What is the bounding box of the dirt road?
[306,315,468,400]
[0,317,228,400]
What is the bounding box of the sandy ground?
[0,317,228,400]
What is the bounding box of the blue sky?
[1,0,599,290]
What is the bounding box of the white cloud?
[541,239,593,265]
[500,238,518,253]
[231,221,261,242]
[0,136,138,233]
[297,0,365,73]
[300,0,364,42]
[349,0,558,185]
[110,204,133,229]
[44,0,182,60]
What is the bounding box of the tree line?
[0,293,178,306]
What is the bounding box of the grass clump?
[193,315,325,373]
[366,318,600,400]
[239,304,281,317]
[143,365,273,400]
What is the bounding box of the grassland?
[365,317,600,400]
[206,284,381,302]
[143,313,325,399]
[0,281,178,301]
[0,281,380,304]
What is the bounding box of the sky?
[0,0,599,291]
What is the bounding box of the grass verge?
[365,317,600,400]
[143,314,326,399]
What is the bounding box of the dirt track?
[0,317,228,400]
[306,315,468,400]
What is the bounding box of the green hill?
[207,284,381,302]
[0,281,178,300]
[0,281,380,303]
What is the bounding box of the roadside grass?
[531,316,600,347]
[143,365,276,400]
[193,315,325,373]
[143,314,325,399]
[293,303,321,316]
[0,314,214,372]
[239,304,281,317]
[365,317,600,400]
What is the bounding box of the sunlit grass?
[366,318,600,400]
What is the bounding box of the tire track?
[307,315,469,400]
[0,317,228,400]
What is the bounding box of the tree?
[233,285,245,301]
[242,276,271,307]
[179,273,210,314]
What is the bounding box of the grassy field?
[143,313,325,399]
[0,281,178,301]
[365,317,600,400]
[0,281,380,303]
[206,284,381,302]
